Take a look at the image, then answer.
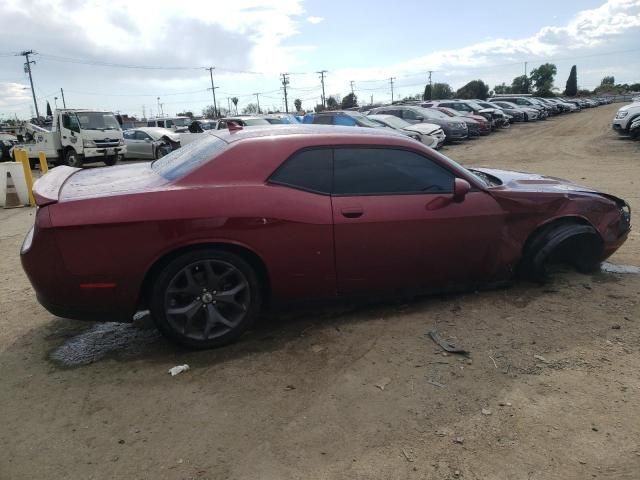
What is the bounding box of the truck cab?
[17,109,126,168]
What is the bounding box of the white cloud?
[306,16,324,24]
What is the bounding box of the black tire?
[626,115,640,133]
[150,249,262,349]
[64,148,83,168]
[519,221,602,282]
[154,144,171,160]
[104,155,118,166]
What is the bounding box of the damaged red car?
[21,126,631,348]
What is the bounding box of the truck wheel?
[64,149,83,168]
[104,156,118,166]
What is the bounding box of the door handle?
[341,208,363,219]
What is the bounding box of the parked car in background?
[612,101,640,133]
[489,97,548,119]
[303,111,423,141]
[431,107,490,135]
[123,127,181,160]
[0,133,19,162]
[188,120,217,132]
[263,114,301,124]
[368,114,446,148]
[369,105,469,141]
[21,125,631,349]
[216,117,272,129]
[487,100,539,121]
[545,98,579,112]
[629,117,640,139]
[146,117,192,133]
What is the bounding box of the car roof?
[128,127,176,136]
[207,124,408,144]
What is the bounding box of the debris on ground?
[481,408,492,415]
[401,448,415,462]
[427,330,468,355]
[168,364,190,376]
[499,401,513,407]
[284,385,296,391]
[426,379,445,388]
[310,344,325,353]
[600,262,640,274]
[454,437,464,444]
[612,324,621,330]
[533,354,548,363]
[375,377,391,390]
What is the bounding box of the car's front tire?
[150,249,262,349]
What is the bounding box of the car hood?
[149,131,181,142]
[475,168,629,211]
[403,122,442,135]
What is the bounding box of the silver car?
[368,114,446,148]
[123,127,181,160]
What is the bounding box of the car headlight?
[119,139,125,146]
[21,226,34,254]
[83,139,96,148]
[616,111,628,119]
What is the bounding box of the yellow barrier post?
[38,151,49,174]
[15,149,35,207]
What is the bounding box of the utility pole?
[254,93,261,114]
[317,70,328,107]
[54,96,58,108]
[207,67,219,118]
[524,61,528,93]
[370,94,373,105]
[157,97,161,117]
[142,105,146,120]
[350,80,355,95]
[428,70,433,99]
[281,73,290,113]
[227,97,231,115]
[60,87,66,108]
[389,77,396,104]
[19,50,39,119]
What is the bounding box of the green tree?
[341,93,358,109]
[529,63,557,97]
[455,80,489,100]
[177,111,194,118]
[628,83,640,91]
[46,101,52,117]
[242,103,259,114]
[202,105,217,119]
[231,97,239,114]
[294,98,302,111]
[493,83,512,94]
[326,96,339,110]
[511,75,530,94]
[564,65,577,96]
[601,76,615,86]
[431,83,453,99]
[423,84,431,100]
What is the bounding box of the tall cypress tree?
[565,65,577,96]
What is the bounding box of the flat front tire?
[150,249,262,349]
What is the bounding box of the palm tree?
[231,97,239,115]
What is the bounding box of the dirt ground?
[1,103,639,480]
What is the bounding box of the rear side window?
[312,116,333,125]
[269,149,332,194]
[334,148,454,196]
[334,115,357,126]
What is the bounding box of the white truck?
[14,109,126,168]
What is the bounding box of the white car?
[612,102,640,134]
[368,114,446,149]
[123,127,181,159]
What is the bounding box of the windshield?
[76,112,121,131]
[151,134,227,180]
[371,115,411,129]
[419,108,449,120]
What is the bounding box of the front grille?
[95,139,120,148]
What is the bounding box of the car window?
[269,148,332,194]
[135,131,150,141]
[334,115,357,126]
[152,135,228,181]
[217,121,227,129]
[166,119,175,128]
[123,131,135,139]
[157,120,165,128]
[402,109,419,120]
[312,116,334,125]
[147,121,154,127]
[334,148,454,196]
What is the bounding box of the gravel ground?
[0,103,639,480]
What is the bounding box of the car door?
[132,131,153,158]
[331,147,506,294]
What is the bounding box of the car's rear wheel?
[150,249,261,349]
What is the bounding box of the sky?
[0,0,639,119]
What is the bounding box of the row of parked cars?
[613,98,640,139]
[122,95,614,159]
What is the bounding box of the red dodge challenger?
[21,125,630,348]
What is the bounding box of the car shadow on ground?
[16,266,625,372]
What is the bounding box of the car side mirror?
[453,178,471,202]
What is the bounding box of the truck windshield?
[76,112,121,131]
